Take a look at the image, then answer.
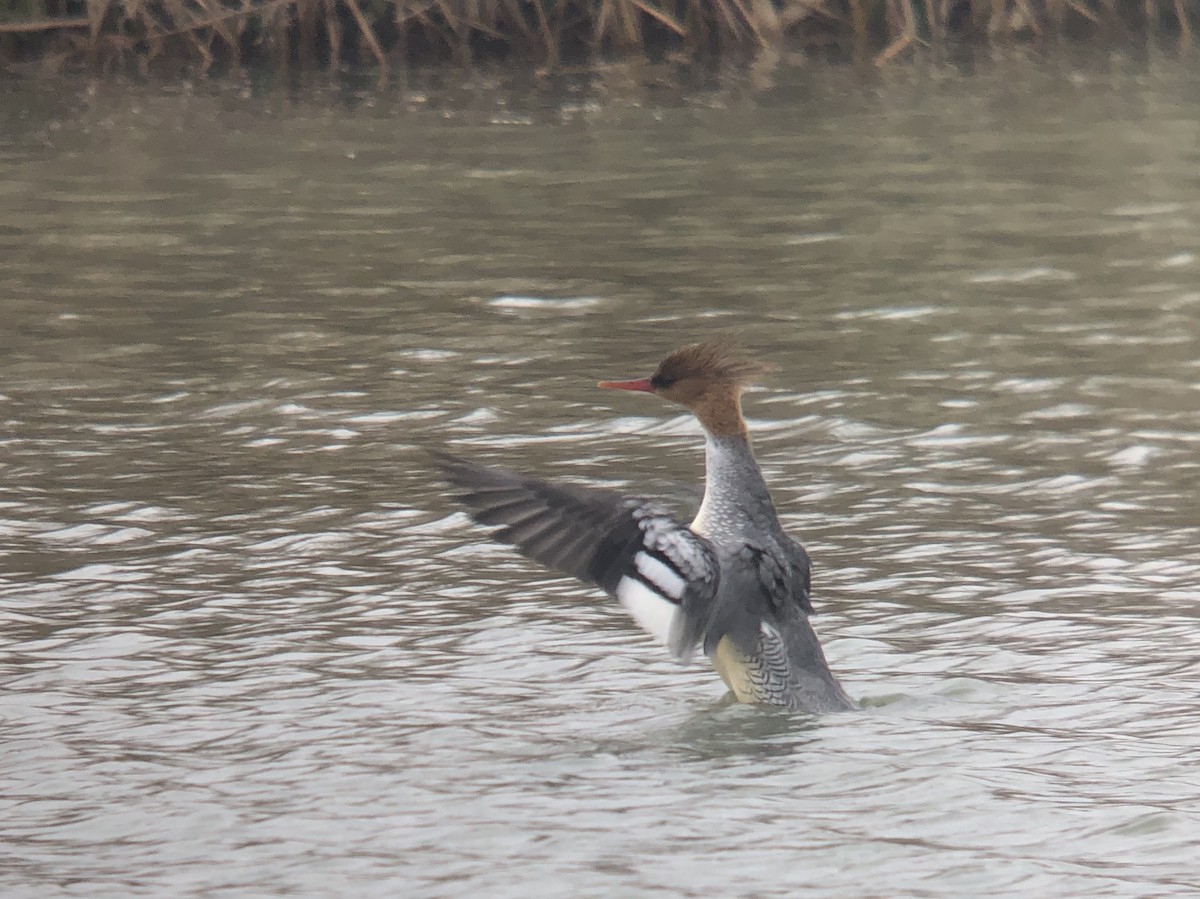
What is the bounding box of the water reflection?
[2,57,1199,896]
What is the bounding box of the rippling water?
[3,57,1200,896]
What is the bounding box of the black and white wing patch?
[434,451,720,659]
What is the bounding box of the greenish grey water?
[2,57,1200,897]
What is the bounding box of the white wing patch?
[616,576,681,647]
[633,551,686,600]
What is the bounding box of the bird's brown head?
[598,342,769,436]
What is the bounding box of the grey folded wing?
[707,550,857,713]
[434,451,721,659]
[747,535,815,616]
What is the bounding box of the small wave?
[1109,202,1185,216]
[488,295,605,311]
[784,232,843,245]
[967,267,1076,284]
[834,305,938,321]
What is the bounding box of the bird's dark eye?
[650,373,676,389]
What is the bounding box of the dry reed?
[0,0,1193,75]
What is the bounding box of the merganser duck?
[436,342,856,713]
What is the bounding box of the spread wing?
[434,451,720,660]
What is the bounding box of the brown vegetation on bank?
[0,0,1193,76]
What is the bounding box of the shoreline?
[0,0,1193,78]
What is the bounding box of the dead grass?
[0,0,1193,75]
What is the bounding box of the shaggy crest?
[651,342,770,391]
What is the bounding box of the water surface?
[2,57,1200,896]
